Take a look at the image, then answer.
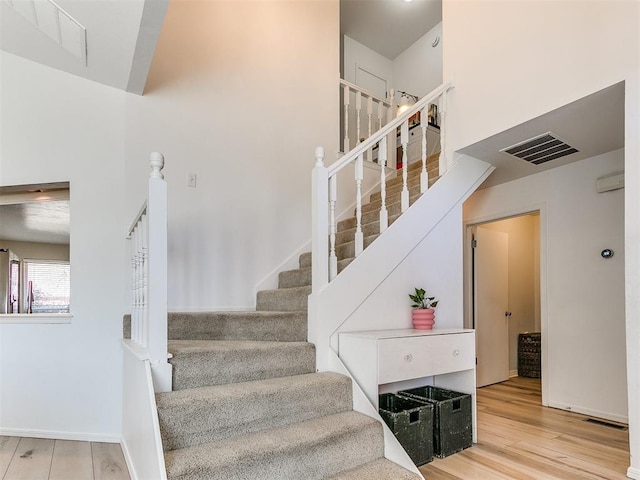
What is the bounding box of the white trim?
[0,427,120,443]
[464,202,549,407]
[627,466,640,479]
[0,313,73,324]
[509,370,518,378]
[547,401,629,425]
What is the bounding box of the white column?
[439,93,448,175]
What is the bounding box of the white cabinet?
[339,328,477,442]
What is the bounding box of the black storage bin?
[378,393,434,466]
[518,332,541,378]
[399,386,472,458]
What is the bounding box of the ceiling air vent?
[500,132,578,165]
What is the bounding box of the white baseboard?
[509,369,518,378]
[547,401,628,424]
[0,427,120,443]
[254,240,311,294]
[121,438,139,480]
[627,466,640,479]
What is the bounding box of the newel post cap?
[150,152,165,179]
[314,146,325,167]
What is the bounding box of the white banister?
[127,152,171,393]
[314,83,453,287]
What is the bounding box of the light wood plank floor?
[420,377,630,480]
[0,437,129,480]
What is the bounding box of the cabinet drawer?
[377,333,475,384]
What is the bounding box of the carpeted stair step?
[256,285,311,311]
[338,257,354,272]
[335,214,400,246]
[278,267,312,288]
[164,410,384,480]
[336,234,378,260]
[157,372,352,451]
[166,311,306,342]
[369,174,440,205]
[362,184,423,215]
[325,458,422,479]
[299,252,312,269]
[337,192,422,232]
[168,340,315,390]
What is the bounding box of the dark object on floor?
[518,332,541,378]
[399,385,472,458]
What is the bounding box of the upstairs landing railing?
[340,79,394,160]
[312,83,452,291]
[126,152,171,393]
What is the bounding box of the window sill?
[0,314,73,324]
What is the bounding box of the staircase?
[150,160,437,479]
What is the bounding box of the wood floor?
[0,437,129,480]
[0,378,630,479]
[420,377,630,480]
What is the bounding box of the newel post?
[147,152,171,392]
[311,147,329,293]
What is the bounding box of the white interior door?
[474,226,510,387]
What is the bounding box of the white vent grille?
[500,132,578,165]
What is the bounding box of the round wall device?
[601,249,614,259]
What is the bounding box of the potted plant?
[409,287,438,330]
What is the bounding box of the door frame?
[463,203,549,406]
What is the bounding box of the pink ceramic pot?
[412,308,435,330]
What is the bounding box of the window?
[23,260,70,314]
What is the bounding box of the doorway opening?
[469,212,541,391]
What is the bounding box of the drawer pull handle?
[404,354,413,363]
[453,349,460,357]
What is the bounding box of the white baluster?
[134,223,142,344]
[377,100,385,130]
[131,226,138,344]
[438,93,447,175]
[379,136,388,233]
[141,213,149,348]
[420,106,429,193]
[329,175,338,280]
[354,153,364,256]
[343,85,350,152]
[355,91,362,145]
[400,120,410,212]
[366,96,373,162]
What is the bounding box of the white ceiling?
[461,82,625,189]
[0,185,70,245]
[0,0,168,94]
[341,0,441,60]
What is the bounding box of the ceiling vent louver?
[500,132,578,165]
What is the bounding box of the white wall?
[444,1,639,473]
[343,35,393,96]
[0,52,126,441]
[465,150,626,422]
[393,22,442,99]
[481,214,540,372]
[124,0,339,311]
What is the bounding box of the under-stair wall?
[309,154,494,371]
